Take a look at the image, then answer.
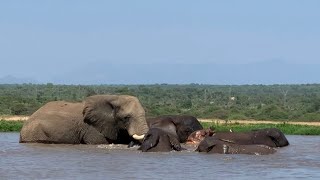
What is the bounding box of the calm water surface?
[1,133,319,180]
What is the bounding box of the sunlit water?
[1,133,320,180]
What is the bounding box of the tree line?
[0,83,320,121]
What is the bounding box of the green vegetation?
[0,120,24,132]
[0,83,320,121]
[202,122,320,135]
[1,83,319,135]
[1,120,319,135]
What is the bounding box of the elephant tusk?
[219,138,235,144]
[132,134,145,140]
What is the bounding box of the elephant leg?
[81,126,108,144]
[20,121,49,143]
[168,134,182,151]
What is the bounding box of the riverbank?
[0,116,29,121]
[1,118,320,135]
[198,119,320,135]
[199,119,320,126]
[201,121,320,135]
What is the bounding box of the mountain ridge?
[1,62,319,85]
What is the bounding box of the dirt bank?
[0,116,29,121]
[199,119,320,126]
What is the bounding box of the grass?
[0,120,320,135]
[201,121,320,135]
[0,120,24,132]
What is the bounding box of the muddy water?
[1,133,319,180]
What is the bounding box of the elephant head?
[147,115,203,143]
[196,136,220,153]
[253,128,289,147]
[147,118,178,137]
[139,128,182,152]
[82,95,149,142]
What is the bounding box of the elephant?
[19,95,149,144]
[211,128,289,147]
[186,128,215,146]
[196,136,276,155]
[147,115,203,143]
[138,128,182,152]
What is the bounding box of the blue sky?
[1,1,320,84]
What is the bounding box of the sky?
[0,1,320,84]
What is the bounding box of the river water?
[1,133,319,180]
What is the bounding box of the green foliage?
[228,113,248,120]
[0,120,24,132]
[0,84,320,121]
[211,109,229,120]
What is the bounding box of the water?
[1,133,320,180]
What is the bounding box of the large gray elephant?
[20,95,149,144]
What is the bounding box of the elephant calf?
[212,128,289,147]
[139,128,182,152]
[196,136,276,155]
[20,95,149,144]
[147,115,203,143]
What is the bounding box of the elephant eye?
[145,134,151,139]
[124,115,131,121]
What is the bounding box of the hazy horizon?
[1,1,320,85]
[1,61,319,85]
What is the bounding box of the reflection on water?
[1,133,320,179]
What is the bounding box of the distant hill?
[51,61,320,85]
[0,75,38,84]
[1,62,319,85]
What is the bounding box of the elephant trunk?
[128,114,149,141]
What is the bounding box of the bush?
[0,120,24,132]
[211,109,229,120]
[299,113,320,121]
[228,113,248,120]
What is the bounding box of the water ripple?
[1,133,320,179]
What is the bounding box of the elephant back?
[20,101,85,143]
[29,101,84,122]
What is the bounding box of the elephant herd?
[139,116,289,155]
[20,95,289,155]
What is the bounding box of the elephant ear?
[82,95,119,141]
[265,128,287,147]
